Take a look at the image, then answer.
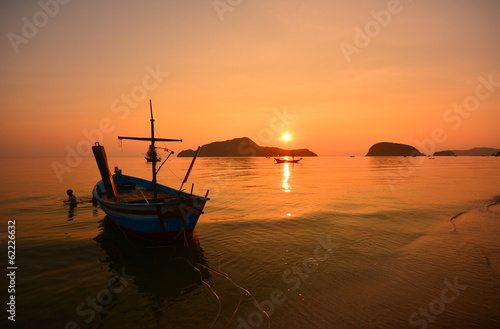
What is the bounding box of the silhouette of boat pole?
[117,100,182,202]
[178,146,201,196]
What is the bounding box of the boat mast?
[117,100,182,203]
[150,100,157,202]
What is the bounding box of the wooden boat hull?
[274,158,302,164]
[93,175,208,242]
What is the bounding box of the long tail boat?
[91,100,209,242]
[274,151,302,164]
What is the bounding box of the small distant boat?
[274,151,302,164]
[274,157,302,164]
[92,100,209,243]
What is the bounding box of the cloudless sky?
[1,0,499,158]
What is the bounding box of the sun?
[282,133,291,142]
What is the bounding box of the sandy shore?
[271,200,500,328]
[451,202,500,277]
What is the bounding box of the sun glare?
[283,133,291,142]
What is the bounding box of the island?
[366,142,425,156]
[450,147,500,156]
[433,150,456,156]
[177,137,318,157]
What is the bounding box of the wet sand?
[270,201,500,329]
[452,202,500,277]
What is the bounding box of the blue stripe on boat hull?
[98,201,201,231]
[92,174,208,242]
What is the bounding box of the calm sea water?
[1,156,499,329]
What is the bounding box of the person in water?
[66,189,77,207]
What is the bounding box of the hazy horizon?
[0,139,498,159]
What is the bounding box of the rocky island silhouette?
[177,137,318,157]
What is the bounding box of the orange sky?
[1,0,499,158]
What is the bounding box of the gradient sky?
[1,0,499,158]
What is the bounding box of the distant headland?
[437,147,500,156]
[366,142,500,157]
[366,142,424,156]
[177,137,318,157]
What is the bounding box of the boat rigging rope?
[171,250,270,329]
[154,126,171,151]
[174,257,222,329]
[138,190,150,204]
[153,126,185,181]
[193,261,271,329]
[165,164,183,181]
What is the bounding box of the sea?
[1,156,499,329]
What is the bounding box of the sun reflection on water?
[282,162,291,192]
